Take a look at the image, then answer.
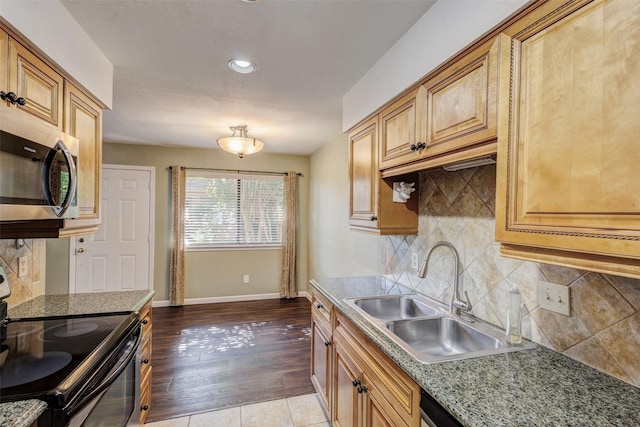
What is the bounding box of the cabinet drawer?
[311,292,332,326]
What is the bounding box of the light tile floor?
[145,393,329,427]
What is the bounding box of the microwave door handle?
[43,141,77,217]
[56,141,77,217]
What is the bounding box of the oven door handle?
[70,328,141,414]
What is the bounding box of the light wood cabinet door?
[423,36,499,157]
[496,0,640,278]
[64,82,103,227]
[379,88,427,170]
[362,377,395,427]
[348,117,419,234]
[333,341,360,427]
[349,116,379,228]
[0,29,7,90]
[8,37,63,128]
[311,318,332,411]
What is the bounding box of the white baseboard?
[153,291,310,307]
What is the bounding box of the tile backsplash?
[384,165,640,387]
[0,239,46,308]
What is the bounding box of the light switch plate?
[411,252,419,269]
[539,280,570,316]
[243,275,250,284]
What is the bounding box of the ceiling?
[60,0,435,156]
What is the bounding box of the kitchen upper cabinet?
[61,82,103,235]
[495,0,640,278]
[349,117,418,235]
[378,87,426,170]
[8,36,64,129]
[379,36,501,177]
[0,29,7,92]
[422,36,499,160]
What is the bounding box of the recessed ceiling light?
[228,58,257,74]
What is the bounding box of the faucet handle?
[453,291,472,312]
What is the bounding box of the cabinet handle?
[352,379,361,387]
[410,144,417,151]
[416,141,426,150]
[142,358,150,364]
[358,385,368,394]
[370,216,377,221]
[324,341,331,347]
[0,91,26,106]
[141,404,149,411]
[316,303,324,310]
[142,319,149,325]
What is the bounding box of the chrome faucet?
[418,241,471,315]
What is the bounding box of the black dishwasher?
[420,389,462,427]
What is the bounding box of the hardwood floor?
[147,298,314,423]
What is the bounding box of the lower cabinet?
[309,290,420,427]
[139,301,153,425]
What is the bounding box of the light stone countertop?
[0,400,47,427]
[8,290,154,319]
[311,275,640,427]
[3,290,154,426]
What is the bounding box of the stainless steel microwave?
[0,107,79,221]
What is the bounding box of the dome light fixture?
[228,58,256,74]
[216,125,264,158]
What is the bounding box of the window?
[184,171,284,249]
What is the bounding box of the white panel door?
[73,165,154,292]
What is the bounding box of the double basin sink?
[343,294,534,363]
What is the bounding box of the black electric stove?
[0,313,140,416]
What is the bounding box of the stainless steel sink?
[386,317,502,357]
[343,293,535,363]
[351,295,441,320]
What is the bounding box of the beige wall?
[103,142,310,302]
[0,239,46,308]
[308,133,381,287]
[384,165,640,387]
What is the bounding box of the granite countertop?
[3,290,154,427]
[0,400,47,427]
[311,275,640,427]
[8,290,155,319]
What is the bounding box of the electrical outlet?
[18,256,27,278]
[411,252,419,269]
[539,280,570,316]
[243,275,250,284]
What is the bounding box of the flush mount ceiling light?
[228,58,256,74]
[216,125,264,158]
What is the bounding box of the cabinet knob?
[142,358,150,364]
[410,144,417,151]
[370,216,377,221]
[416,142,426,150]
[324,341,331,347]
[316,303,324,310]
[352,379,361,387]
[142,319,149,325]
[141,404,149,411]
[358,385,368,394]
[0,91,26,106]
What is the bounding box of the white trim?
[153,291,310,307]
[69,164,156,292]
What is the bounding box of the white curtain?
[279,171,298,298]
[169,165,185,306]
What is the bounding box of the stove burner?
[53,322,98,338]
[0,351,72,388]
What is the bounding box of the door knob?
[76,248,85,253]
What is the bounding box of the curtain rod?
[168,166,303,177]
